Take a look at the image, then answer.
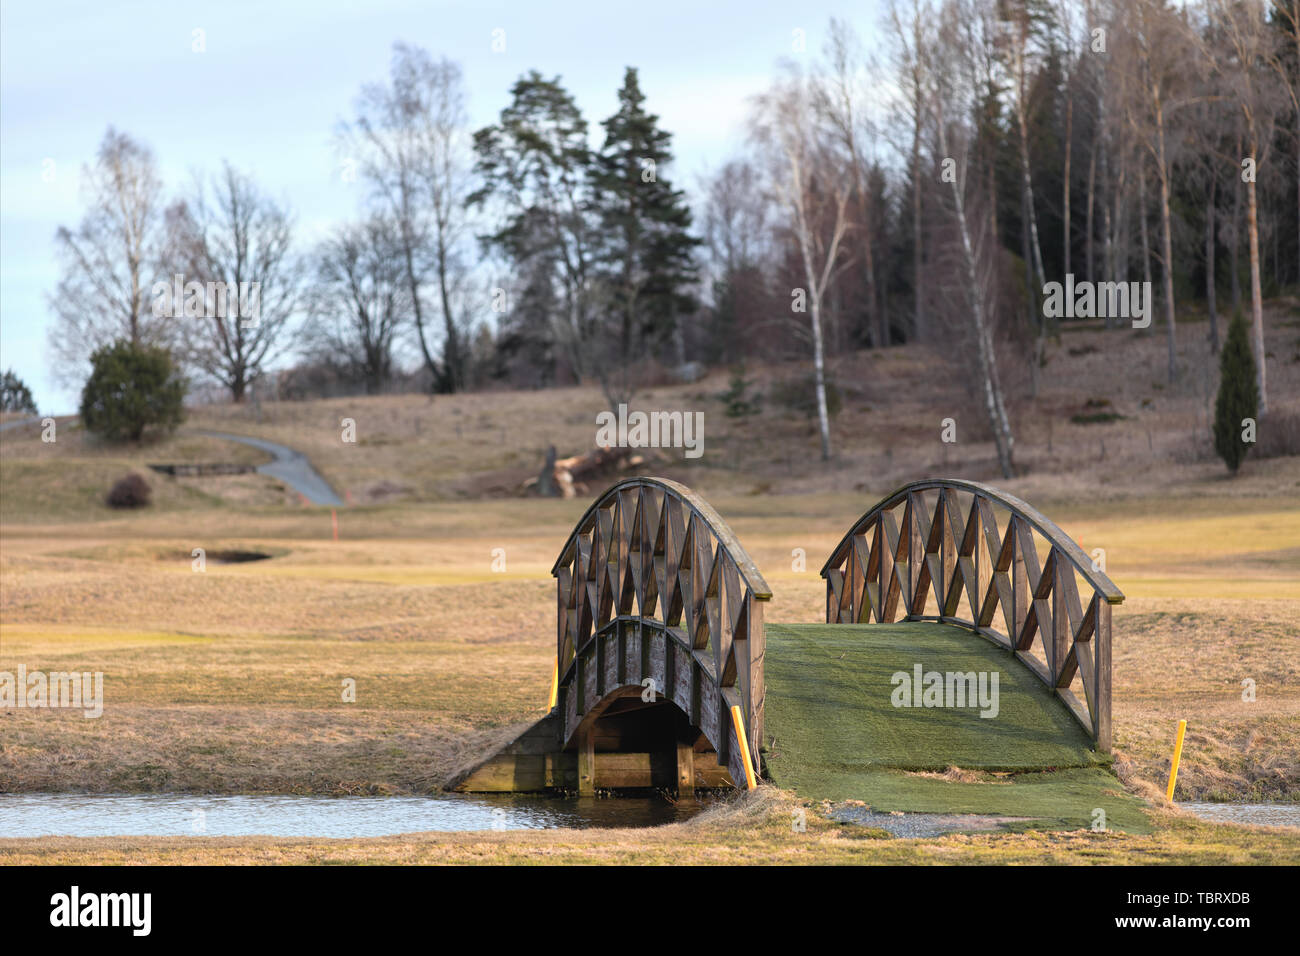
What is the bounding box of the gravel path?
[830,804,1034,839]
[0,416,42,433]
[196,430,343,506]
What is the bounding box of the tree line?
[44,1,1297,476]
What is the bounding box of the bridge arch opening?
[570,685,733,794]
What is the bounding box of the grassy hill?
[4,307,1299,522]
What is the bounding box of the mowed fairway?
[1,490,1298,863]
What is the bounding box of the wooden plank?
[1012,517,1030,648]
[1051,553,1070,684]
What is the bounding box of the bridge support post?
[578,725,596,795]
[1096,600,1112,753]
[676,740,695,797]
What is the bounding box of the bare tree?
[339,44,473,393]
[1120,0,1193,384]
[308,217,410,394]
[885,0,934,342]
[816,17,885,348]
[1055,0,1080,279]
[1264,0,1300,287]
[751,67,853,461]
[701,160,771,283]
[48,128,171,384]
[165,163,301,401]
[934,0,1017,478]
[997,0,1051,384]
[1203,0,1283,412]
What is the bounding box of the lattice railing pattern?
[551,477,772,783]
[820,479,1122,751]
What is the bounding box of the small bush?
[80,340,185,442]
[106,473,152,509]
[721,365,761,418]
[770,372,841,419]
[0,369,37,414]
[1212,312,1259,474]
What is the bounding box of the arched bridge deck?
[453,477,1122,799]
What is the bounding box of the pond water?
[5,793,1293,837]
[0,792,705,838]
[1180,803,1300,828]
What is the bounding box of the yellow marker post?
[1166,719,1187,802]
[547,660,559,711]
[729,704,758,791]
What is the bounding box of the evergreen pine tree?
[591,68,700,404]
[1213,311,1259,474]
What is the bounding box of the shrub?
[79,340,185,442]
[1212,312,1259,474]
[770,371,841,419]
[0,369,37,414]
[721,365,761,418]
[106,473,152,509]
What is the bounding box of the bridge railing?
[820,478,1122,751]
[551,477,772,783]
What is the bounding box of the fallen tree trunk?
[524,445,665,498]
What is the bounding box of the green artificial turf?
[762,622,1150,832]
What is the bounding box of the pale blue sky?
[1,0,885,413]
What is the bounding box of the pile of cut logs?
[523,445,664,498]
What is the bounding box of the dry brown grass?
[1,492,1295,805]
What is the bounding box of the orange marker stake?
[331,509,339,542]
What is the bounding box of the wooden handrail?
[551,476,771,597]
[821,478,1123,603]
[820,478,1122,751]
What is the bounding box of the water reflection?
[0,792,707,838]
[1181,803,1300,828]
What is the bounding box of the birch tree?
[340,44,472,393]
[996,0,1051,380]
[935,0,1017,478]
[1205,0,1283,412]
[751,68,853,461]
[48,128,172,385]
[816,17,884,348]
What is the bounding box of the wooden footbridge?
[454,477,1122,798]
